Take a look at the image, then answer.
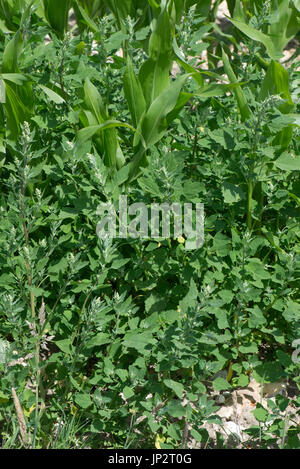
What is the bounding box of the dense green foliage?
[0,0,299,449]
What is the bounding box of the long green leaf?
[4,82,29,139]
[1,73,27,85]
[75,2,99,33]
[76,121,136,144]
[0,79,5,103]
[222,49,252,121]
[43,0,71,38]
[39,84,65,104]
[195,81,248,98]
[229,17,279,60]
[123,57,146,127]
[139,8,173,108]
[1,29,23,73]
[260,60,294,149]
[138,73,189,147]
[129,74,189,180]
[84,78,106,124]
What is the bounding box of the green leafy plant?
[0,0,299,450]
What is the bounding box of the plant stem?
[247,179,253,231]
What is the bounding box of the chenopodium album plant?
[0,0,299,450]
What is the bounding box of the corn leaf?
[229,17,279,60]
[139,8,173,108]
[84,78,106,124]
[0,79,5,103]
[1,29,23,73]
[1,73,27,85]
[43,0,71,38]
[129,73,189,180]
[123,57,146,127]
[76,121,136,144]
[222,49,252,121]
[260,60,294,149]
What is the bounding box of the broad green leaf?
[237,375,249,387]
[76,121,136,144]
[84,78,106,124]
[1,28,33,136]
[166,91,193,124]
[123,330,157,353]
[75,393,92,409]
[39,84,65,104]
[43,0,71,38]
[123,57,146,127]
[104,31,129,52]
[292,0,300,11]
[83,79,126,169]
[213,232,231,257]
[222,182,245,204]
[288,114,300,127]
[0,19,14,34]
[137,73,189,147]
[123,386,134,399]
[252,404,269,422]
[138,9,173,108]
[0,79,5,103]
[213,377,232,391]
[233,0,247,22]
[106,0,133,26]
[260,61,293,113]
[1,73,28,85]
[75,2,99,33]
[165,400,186,418]
[0,391,9,404]
[164,379,184,398]
[239,343,258,354]
[139,57,171,110]
[110,258,130,269]
[4,82,29,138]
[260,60,294,148]
[129,74,189,179]
[55,339,73,354]
[138,177,161,197]
[269,0,299,55]
[274,152,300,171]
[86,333,110,348]
[248,306,267,328]
[1,29,23,73]
[245,258,270,280]
[222,50,252,121]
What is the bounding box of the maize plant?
[0,0,299,451]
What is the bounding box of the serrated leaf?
[75,393,92,409]
[165,400,186,418]
[213,377,232,391]
[164,379,184,398]
[123,386,134,399]
[274,152,300,171]
[252,404,269,422]
[222,182,245,204]
[55,339,73,355]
